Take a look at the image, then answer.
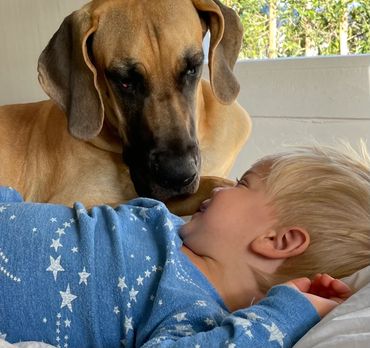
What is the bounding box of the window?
[222,0,370,59]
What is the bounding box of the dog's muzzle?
[149,149,198,190]
[126,142,201,201]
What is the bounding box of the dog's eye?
[185,67,198,76]
[121,80,133,90]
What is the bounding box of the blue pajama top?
[0,186,320,348]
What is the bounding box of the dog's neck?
[88,121,122,154]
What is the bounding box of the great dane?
[0,0,250,215]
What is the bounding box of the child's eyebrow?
[240,169,253,179]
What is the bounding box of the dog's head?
[38,0,243,200]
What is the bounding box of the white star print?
[173,312,187,322]
[129,287,139,302]
[42,318,47,323]
[70,218,75,223]
[139,207,149,220]
[262,322,285,347]
[32,227,37,233]
[124,316,133,333]
[50,217,57,223]
[55,228,65,237]
[204,318,215,326]
[145,256,151,261]
[152,265,158,272]
[9,215,16,220]
[118,276,128,291]
[113,306,120,315]
[50,238,63,252]
[60,284,77,312]
[158,299,163,306]
[77,208,86,217]
[46,255,65,281]
[195,300,207,307]
[64,319,71,327]
[78,267,91,285]
[246,312,263,321]
[164,217,174,231]
[144,270,151,278]
[0,206,7,213]
[136,275,144,285]
[63,222,71,228]
[173,324,193,335]
[71,247,78,253]
[234,317,253,338]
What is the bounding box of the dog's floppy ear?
[192,0,243,104]
[38,8,104,140]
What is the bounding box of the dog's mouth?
[129,168,200,201]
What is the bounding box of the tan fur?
[0,0,251,213]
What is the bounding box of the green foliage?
[221,0,370,58]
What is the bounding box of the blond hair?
[254,143,370,292]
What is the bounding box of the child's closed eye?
[235,177,249,188]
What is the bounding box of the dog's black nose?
[183,173,197,186]
[149,150,198,189]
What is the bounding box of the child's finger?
[330,279,353,299]
[286,277,311,292]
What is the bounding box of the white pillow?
[294,265,370,348]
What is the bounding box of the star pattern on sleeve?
[164,218,174,231]
[173,312,187,322]
[55,228,65,237]
[129,287,139,302]
[50,238,63,252]
[118,276,128,292]
[0,247,21,283]
[233,317,253,338]
[139,207,149,221]
[262,322,285,347]
[78,267,90,285]
[59,284,77,312]
[46,255,65,281]
[124,316,133,334]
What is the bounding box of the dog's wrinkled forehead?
[91,0,204,71]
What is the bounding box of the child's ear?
[250,227,310,259]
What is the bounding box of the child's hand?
[285,274,353,318]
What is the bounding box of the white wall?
[229,56,370,179]
[0,0,86,104]
[1,0,369,180]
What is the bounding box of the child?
[0,145,368,348]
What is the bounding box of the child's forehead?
[244,158,275,178]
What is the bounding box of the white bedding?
[1,266,369,348]
[293,265,370,348]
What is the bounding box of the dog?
[0,0,250,215]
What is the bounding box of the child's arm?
[141,276,352,348]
